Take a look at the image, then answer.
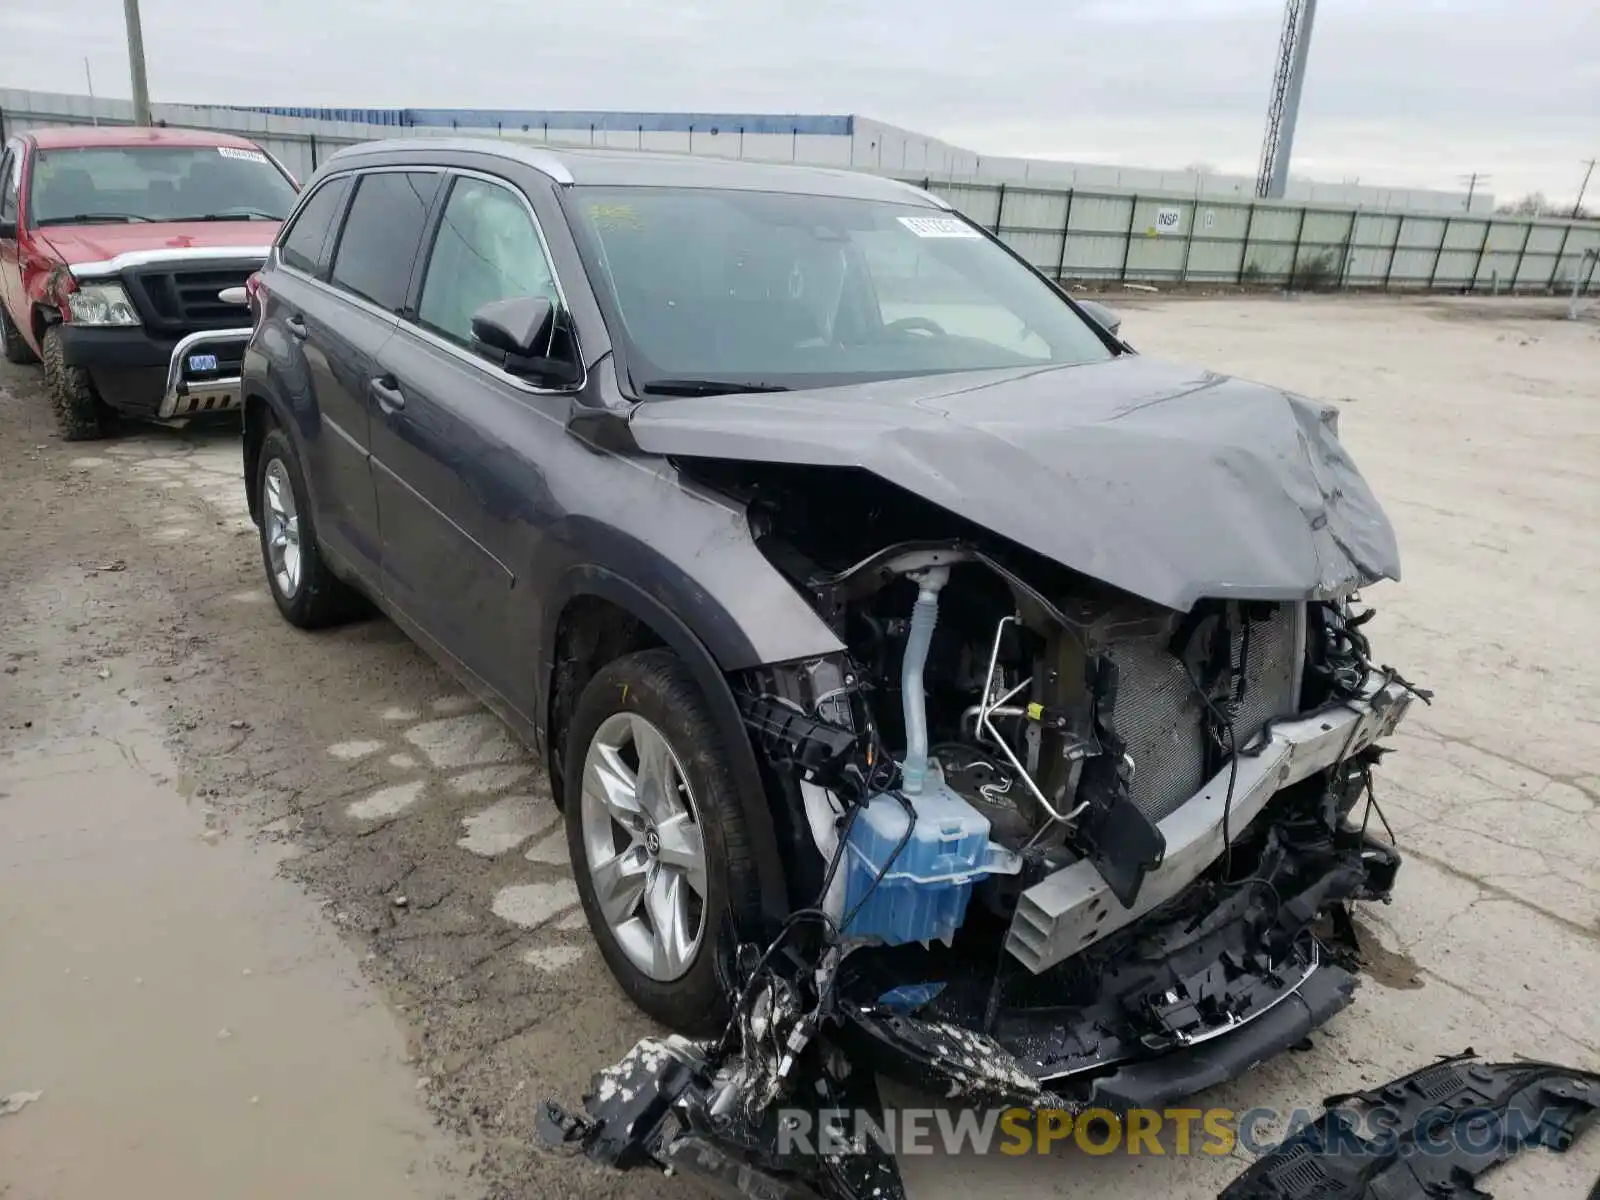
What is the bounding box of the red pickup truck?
[0,125,298,439]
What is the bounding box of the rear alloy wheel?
[254,426,362,628]
[41,327,113,440]
[262,457,303,602]
[564,649,763,1034]
[1,304,37,365]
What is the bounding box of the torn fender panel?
[629,355,1400,614]
[1219,1051,1600,1199]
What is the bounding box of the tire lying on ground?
[41,326,113,441]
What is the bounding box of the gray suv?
[241,139,1420,1199]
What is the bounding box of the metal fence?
[5,86,1597,295]
[918,180,1600,294]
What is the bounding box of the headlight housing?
[66,283,141,327]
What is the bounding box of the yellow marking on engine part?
[1026,702,1044,721]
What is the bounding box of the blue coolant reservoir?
[840,776,1022,947]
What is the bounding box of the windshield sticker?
[217,147,269,164]
[588,202,642,231]
[897,216,980,239]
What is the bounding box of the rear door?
[269,168,440,584]
[368,171,573,704]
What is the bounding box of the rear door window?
[278,175,352,276]
[329,171,441,313]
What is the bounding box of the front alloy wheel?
[562,649,763,1034]
[579,712,709,981]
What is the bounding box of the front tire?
[0,304,37,365]
[564,649,762,1035]
[254,425,361,628]
[41,327,113,441]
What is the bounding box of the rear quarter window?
[279,175,352,276]
[328,171,441,313]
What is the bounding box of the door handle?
[370,375,406,412]
[284,314,308,340]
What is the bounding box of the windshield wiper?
[174,211,281,222]
[640,379,790,397]
[36,213,154,225]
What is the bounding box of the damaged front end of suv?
[541,365,1428,1200]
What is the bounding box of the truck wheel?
[564,649,763,1035]
[255,426,363,628]
[41,327,114,440]
[1,304,37,365]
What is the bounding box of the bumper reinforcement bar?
[159,327,252,420]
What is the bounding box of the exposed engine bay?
[541,461,1432,1200]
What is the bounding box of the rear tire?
[255,425,362,628]
[41,327,114,441]
[0,304,36,365]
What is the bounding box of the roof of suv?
[28,125,266,151]
[327,137,947,207]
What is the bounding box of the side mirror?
[472,295,553,358]
[0,218,16,240]
[470,295,581,386]
[1076,299,1122,338]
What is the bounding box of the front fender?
[540,561,796,929]
[542,500,843,673]
[24,252,71,345]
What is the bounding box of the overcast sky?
[3,0,1596,203]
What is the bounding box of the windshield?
[28,145,297,226]
[565,186,1113,394]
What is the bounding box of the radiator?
[1101,603,1304,824]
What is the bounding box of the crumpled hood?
[40,222,278,270]
[628,355,1401,613]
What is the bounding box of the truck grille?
[1102,603,1303,825]
[122,260,259,334]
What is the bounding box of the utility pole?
[1458,173,1490,212]
[1575,159,1597,219]
[123,0,151,126]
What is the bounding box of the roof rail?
[325,137,576,186]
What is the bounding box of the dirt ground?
[2,294,1597,1200]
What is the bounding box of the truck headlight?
[67,283,141,327]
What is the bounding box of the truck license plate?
[187,354,218,373]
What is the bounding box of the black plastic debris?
[1219,1050,1600,1199]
